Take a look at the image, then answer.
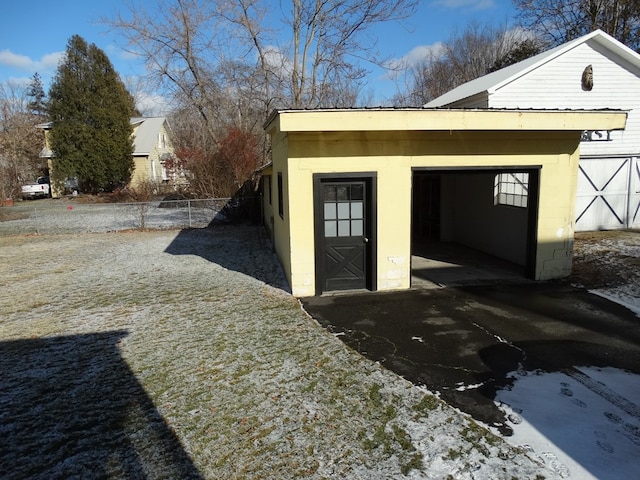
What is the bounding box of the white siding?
[488,41,640,158]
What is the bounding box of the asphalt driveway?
[301,282,640,435]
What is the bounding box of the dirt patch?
[569,230,640,289]
[0,208,28,222]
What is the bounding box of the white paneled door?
[575,157,640,231]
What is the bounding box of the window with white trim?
[494,172,529,208]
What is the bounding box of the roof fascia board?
[273,109,627,133]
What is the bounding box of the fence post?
[34,207,39,235]
[188,200,192,228]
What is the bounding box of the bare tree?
[105,0,418,196]
[106,0,418,112]
[106,0,222,138]
[394,23,544,106]
[514,0,640,51]
[213,0,418,109]
[0,81,45,200]
[285,0,418,107]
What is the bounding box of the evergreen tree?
[47,35,137,193]
[488,38,545,73]
[26,72,47,117]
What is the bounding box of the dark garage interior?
[411,169,538,287]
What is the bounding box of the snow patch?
[494,367,640,480]
[590,288,640,317]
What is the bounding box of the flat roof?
[265,108,627,134]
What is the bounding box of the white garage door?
[575,157,640,231]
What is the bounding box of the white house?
[426,30,640,231]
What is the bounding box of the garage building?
[261,108,626,297]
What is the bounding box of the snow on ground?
[493,367,640,479]
[591,289,640,317]
[489,230,640,479]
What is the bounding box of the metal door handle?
[363,237,369,243]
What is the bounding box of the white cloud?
[430,0,495,10]
[0,49,64,72]
[40,52,65,69]
[135,91,173,117]
[386,42,446,75]
[263,45,293,77]
[503,26,538,43]
[0,50,33,69]
[105,43,141,62]
[119,50,141,61]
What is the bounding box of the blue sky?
[0,0,516,111]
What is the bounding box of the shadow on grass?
[0,331,203,479]
[164,225,290,293]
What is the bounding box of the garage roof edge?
[265,108,627,134]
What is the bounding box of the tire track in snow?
[565,367,640,421]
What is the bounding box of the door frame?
[313,173,377,295]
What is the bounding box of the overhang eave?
[266,109,627,135]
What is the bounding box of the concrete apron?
[410,241,528,288]
[301,283,640,435]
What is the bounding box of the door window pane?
[337,202,350,219]
[338,220,350,237]
[351,219,363,236]
[324,202,337,220]
[325,220,337,237]
[351,184,363,200]
[324,185,336,201]
[337,185,349,201]
[277,173,284,218]
[351,201,363,219]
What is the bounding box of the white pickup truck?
[21,176,51,199]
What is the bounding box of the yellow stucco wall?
[270,133,293,287]
[265,109,627,297]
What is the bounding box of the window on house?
[159,133,166,149]
[494,172,529,208]
[277,172,283,218]
[266,175,272,205]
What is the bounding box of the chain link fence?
[0,196,261,236]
